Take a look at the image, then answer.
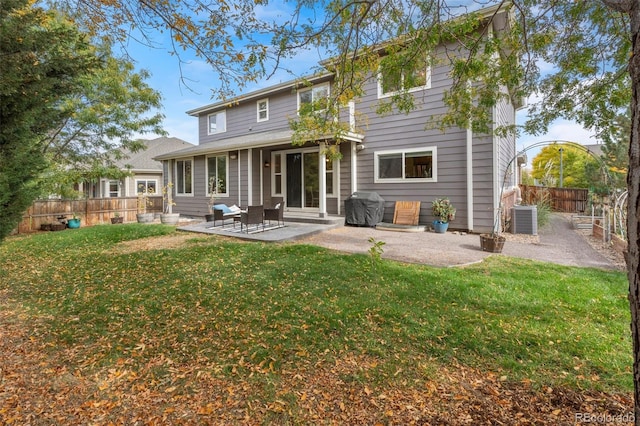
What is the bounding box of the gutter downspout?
[492,105,500,234]
[466,126,474,232]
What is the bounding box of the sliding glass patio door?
[286,152,319,209]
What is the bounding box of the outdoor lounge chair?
[264,201,285,227]
[212,204,242,227]
[240,205,265,233]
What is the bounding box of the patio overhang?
[153,129,364,161]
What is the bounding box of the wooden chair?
[240,205,264,233]
[264,201,285,227]
[393,201,421,226]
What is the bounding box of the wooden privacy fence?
[519,185,589,213]
[15,196,163,234]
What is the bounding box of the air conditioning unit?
[511,205,538,235]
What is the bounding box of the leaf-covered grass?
[0,225,631,404]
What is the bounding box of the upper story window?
[374,147,437,183]
[208,111,226,134]
[377,53,431,98]
[257,99,269,122]
[176,159,193,195]
[298,83,329,114]
[206,154,228,196]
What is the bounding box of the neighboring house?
[155,5,522,233]
[83,136,195,198]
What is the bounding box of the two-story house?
[155,5,522,233]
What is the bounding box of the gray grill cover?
[344,192,385,226]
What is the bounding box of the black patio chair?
[264,200,285,227]
[240,205,264,233]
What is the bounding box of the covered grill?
[344,192,385,227]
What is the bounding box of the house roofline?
[186,73,334,116]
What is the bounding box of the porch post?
[318,142,327,218]
[248,148,253,206]
[259,149,264,205]
[350,141,357,194]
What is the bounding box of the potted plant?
[136,185,155,223]
[111,211,124,224]
[480,204,506,253]
[205,177,219,222]
[67,213,81,229]
[160,182,180,225]
[431,198,456,233]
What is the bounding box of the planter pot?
[136,213,155,223]
[480,234,506,253]
[67,218,81,229]
[50,223,66,231]
[205,213,216,222]
[432,220,449,233]
[160,213,180,225]
[111,217,124,224]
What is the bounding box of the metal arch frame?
[495,139,615,235]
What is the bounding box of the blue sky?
[122,17,601,165]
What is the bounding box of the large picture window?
[377,53,431,98]
[207,111,226,134]
[374,147,437,183]
[206,155,228,196]
[176,159,193,195]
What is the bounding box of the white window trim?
[271,152,283,197]
[271,148,337,198]
[205,154,230,198]
[134,179,157,195]
[374,146,437,183]
[377,60,432,99]
[324,158,337,197]
[107,179,121,198]
[297,83,330,115]
[175,157,194,196]
[256,98,269,122]
[207,111,227,135]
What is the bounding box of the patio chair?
[264,201,285,227]
[212,204,242,227]
[393,201,421,226]
[240,205,265,233]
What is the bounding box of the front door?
[286,152,319,209]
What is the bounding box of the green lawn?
[0,224,632,423]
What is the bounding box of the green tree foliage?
[0,0,164,238]
[601,108,630,190]
[40,46,165,197]
[531,143,601,189]
[0,0,100,240]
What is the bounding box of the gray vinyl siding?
[197,77,333,145]
[471,134,496,233]
[352,57,472,228]
[496,92,517,189]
